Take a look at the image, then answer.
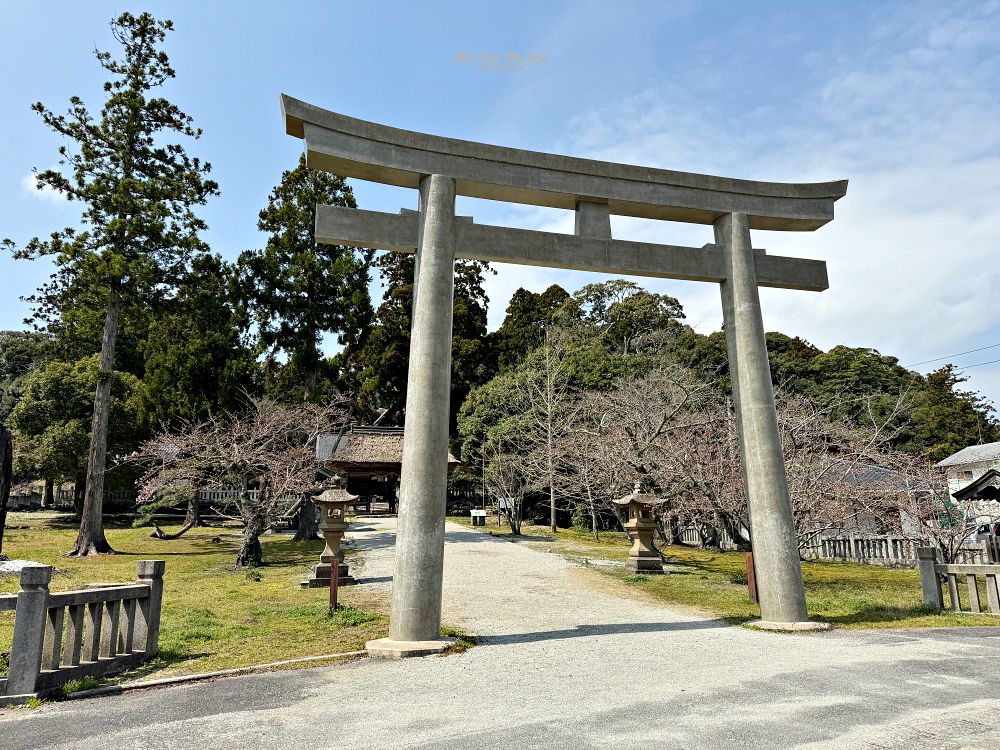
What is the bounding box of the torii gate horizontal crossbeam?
[316,205,828,292]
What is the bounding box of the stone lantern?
[300,487,357,589]
[614,484,667,574]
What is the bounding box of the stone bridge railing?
[918,547,1000,615]
[0,560,165,703]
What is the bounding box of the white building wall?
[946,459,1000,524]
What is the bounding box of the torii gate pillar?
[717,213,819,629]
[367,174,458,658]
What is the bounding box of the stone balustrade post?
[917,547,943,609]
[135,560,165,657]
[7,565,52,696]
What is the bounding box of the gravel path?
[3,518,999,749]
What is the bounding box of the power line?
[904,342,1000,368]
[956,358,1000,371]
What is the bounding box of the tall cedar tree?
[912,365,999,461]
[492,285,570,370]
[139,255,257,423]
[357,253,494,433]
[238,155,374,402]
[5,13,218,555]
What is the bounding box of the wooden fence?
[918,547,1000,615]
[6,488,139,511]
[7,487,305,511]
[678,524,998,567]
[0,561,165,703]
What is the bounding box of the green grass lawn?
[449,515,1000,629]
[1,513,389,681]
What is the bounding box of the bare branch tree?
[483,439,530,535]
[131,396,347,567]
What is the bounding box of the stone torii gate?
[282,95,847,655]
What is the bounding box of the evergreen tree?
[10,356,141,515]
[571,280,685,356]
[238,155,373,402]
[0,331,56,421]
[139,255,257,423]
[911,365,999,461]
[357,254,494,431]
[5,12,218,554]
[492,285,570,370]
[355,254,416,420]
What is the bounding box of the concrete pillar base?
[365,637,455,659]
[746,619,830,632]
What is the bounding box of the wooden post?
[746,552,759,603]
[329,564,340,612]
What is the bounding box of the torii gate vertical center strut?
[281,94,848,652]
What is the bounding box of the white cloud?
[472,2,1000,412]
[20,170,65,204]
[478,2,1000,408]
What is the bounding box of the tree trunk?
[292,496,319,541]
[548,428,556,533]
[507,500,522,536]
[0,426,12,558]
[667,514,681,545]
[70,285,119,556]
[236,512,266,569]
[717,512,752,552]
[73,475,85,518]
[586,485,599,541]
[150,494,201,540]
[42,478,54,509]
[698,522,723,552]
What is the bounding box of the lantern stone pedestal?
[615,486,667,574]
[300,488,357,589]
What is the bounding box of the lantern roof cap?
[613,484,666,507]
[316,487,357,504]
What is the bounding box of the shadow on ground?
[354,575,393,585]
[476,617,730,646]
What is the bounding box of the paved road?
[4,519,1000,749]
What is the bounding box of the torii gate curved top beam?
[282,95,846,232]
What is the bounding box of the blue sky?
[2,1,999,410]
